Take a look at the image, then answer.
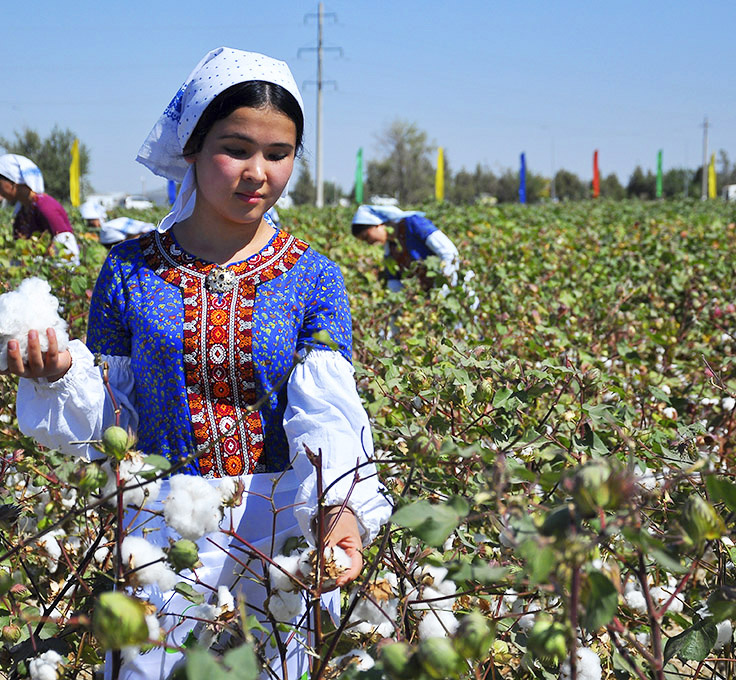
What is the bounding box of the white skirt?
[109,469,338,680]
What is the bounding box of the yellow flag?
[70,138,81,207]
[435,147,444,202]
[708,153,717,199]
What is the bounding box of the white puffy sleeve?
[16,339,138,460]
[284,350,392,545]
[426,230,459,285]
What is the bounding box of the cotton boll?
[121,536,178,592]
[102,454,162,510]
[217,586,235,614]
[163,475,223,540]
[28,649,64,680]
[0,277,69,371]
[332,648,375,671]
[623,581,648,614]
[714,620,732,651]
[418,608,459,639]
[349,596,398,638]
[145,614,161,642]
[560,647,602,680]
[37,530,65,573]
[267,589,306,622]
[269,552,302,592]
[650,586,684,614]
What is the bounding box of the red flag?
[592,150,600,198]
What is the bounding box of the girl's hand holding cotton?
[0,277,69,372]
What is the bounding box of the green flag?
[355,147,364,203]
[656,149,663,198]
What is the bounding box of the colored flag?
[167,179,177,205]
[69,138,81,207]
[592,150,600,198]
[435,147,444,202]
[656,150,663,198]
[519,152,527,204]
[354,147,364,204]
[708,153,717,199]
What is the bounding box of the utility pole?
[300,3,341,207]
[701,116,709,200]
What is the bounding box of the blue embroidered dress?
[86,227,352,477]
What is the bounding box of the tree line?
[290,119,736,205]
[3,123,735,207]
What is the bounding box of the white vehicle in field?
[124,195,154,210]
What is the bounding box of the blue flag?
[519,152,527,204]
[167,179,177,205]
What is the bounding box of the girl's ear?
[185,154,197,165]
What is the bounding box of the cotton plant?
[348,573,399,638]
[162,474,224,540]
[182,586,236,649]
[120,536,178,592]
[0,277,69,371]
[559,646,602,680]
[101,452,162,510]
[27,649,64,680]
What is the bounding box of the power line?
[299,3,342,207]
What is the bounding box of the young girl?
[7,47,390,678]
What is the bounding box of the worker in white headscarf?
[0,154,80,265]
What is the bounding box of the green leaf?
[583,572,618,631]
[391,499,466,547]
[519,540,555,585]
[706,587,736,623]
[492,387,513,408]
[311,329,338,350]
[649,549,690,575]
[704,475,736,512]
[445,559,510,585]
[141,455,172,476]
[664,618,717,663]
[223,644,261,680]
[185,648,227,680]
[174,583,205,605]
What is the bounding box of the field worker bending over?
[0,154,80,265]
[80,200,155,249]
[4,47,390,679]
[351,204,459,291]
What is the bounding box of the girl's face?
[356,224,388,245]
[188,105,296,228]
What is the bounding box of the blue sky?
[3,1,735,198]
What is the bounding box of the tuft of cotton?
[560,647,602,680]
[722,396,736,412]
[163,475,223,540]
[28,649,64,680]
[145,614,161,641]
[121,536,178,592]
[267,589,306,622]
[623,582,647,614]
[0,277,69,371]
[269,552,302,592]
[349,596,398,638]
[217,585,235,614]
[37,530,65,573]
[333,649,375,671]
[649,585,684,614]
[418,609,459,639]
[102,454,162,510]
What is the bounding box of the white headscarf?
[0,154,45,194]
[351,204,423,227]
[80,200,108,221]
[136,47,303,232]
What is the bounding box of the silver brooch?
[205,267,237,294]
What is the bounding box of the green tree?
[289,159,315,205]
[0,126,91,201]
[553,169,587,200]
[365,120,435,204]
[450,164,498,204]
[626,166,656,199]
[600,173,625,200]
[662,168,695,198]
[322,180,343,206]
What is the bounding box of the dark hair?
[351,223,371,237]
[183,81,304,157]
